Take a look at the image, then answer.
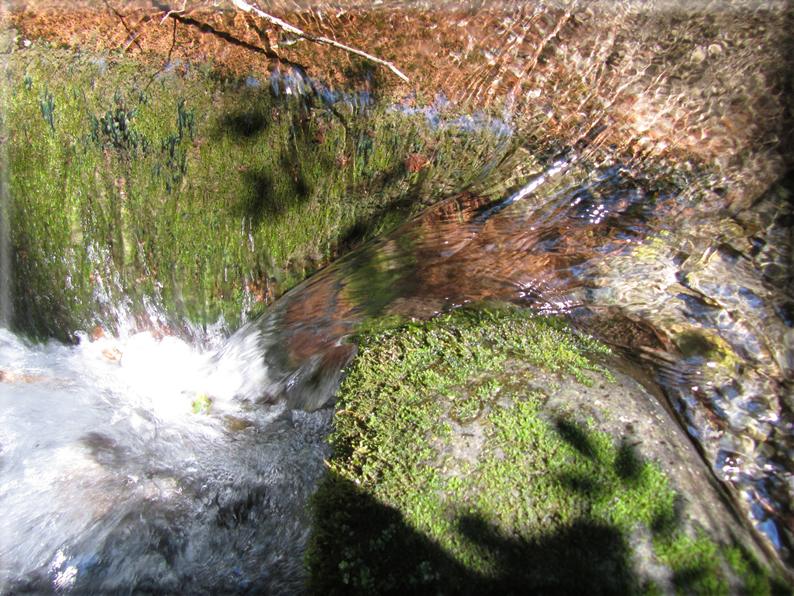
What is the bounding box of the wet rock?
[309,309,787,593]
[585,178,794,564]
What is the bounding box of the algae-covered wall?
[4,0,793,342]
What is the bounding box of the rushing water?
[0,321,333,594]
[2,0,794,592]
[227,146,794,558]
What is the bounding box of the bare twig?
[103,0,143,52]
[144,14,178,91]
[166,14,177,64]
[229,0,410,83]
[160,1,186,26]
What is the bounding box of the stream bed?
[2,0,794,592]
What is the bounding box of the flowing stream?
[2,0,794,592]
[2,150,792,592]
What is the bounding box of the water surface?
[2,0,794,591]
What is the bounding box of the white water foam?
[0,326,332,594]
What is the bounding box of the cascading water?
[0,154,613,594]
[0,137,10,329]
[0,318,334,594]
[2,0,794,592]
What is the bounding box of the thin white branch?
[230,0,410,83]
[160,1,186,25]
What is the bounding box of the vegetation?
[306,307,787,594]
[5,45,513,341]
[190,392,212,414]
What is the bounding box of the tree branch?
[104,0,143,52]
[229,0,410,83]
[160,1,186,25]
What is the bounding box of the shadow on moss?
[307,439,789,596]
[217,109,271,140]
[305,310,789,595]
[306,472,636,596]
[555,417,598,459]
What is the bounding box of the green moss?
[306,307,784,594]
[190,392,212,414]
[6,47,514,341]
[722,543,791,596]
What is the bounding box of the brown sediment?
[5,0,792,215]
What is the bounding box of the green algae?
[306,307,787,595]
[4,46,513,341]
[190,392,212,414]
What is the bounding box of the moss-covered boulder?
[306,307,786,594]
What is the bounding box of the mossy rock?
[3,45,514,341]
[306,307,787,595]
